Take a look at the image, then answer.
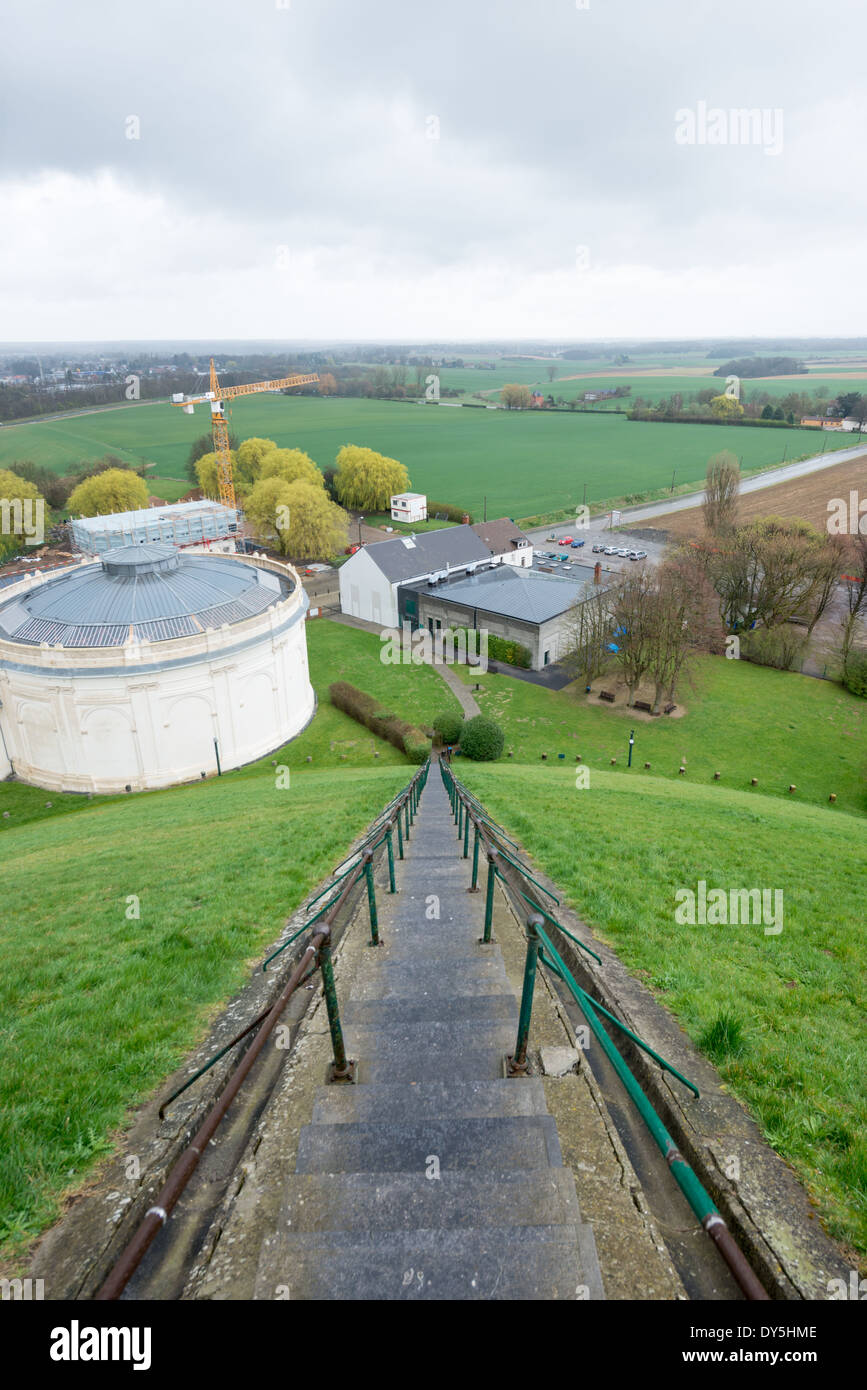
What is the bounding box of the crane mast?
[172,357,320,511]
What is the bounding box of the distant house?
[390,492,427,524]
[470,518,533,569]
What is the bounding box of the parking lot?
[526,520,668,579]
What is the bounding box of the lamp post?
[358,516,364,545]
[628,729,635,767]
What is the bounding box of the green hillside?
[458,763,867,1258]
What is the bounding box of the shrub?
[740,625,808,672]
[427,500,473,524]
[328,682,432,761]
[459,715,505,762]
[432,711,464,745]
[842,650,867,698]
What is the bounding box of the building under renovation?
[0,543,314,793]
[70,500,240,556]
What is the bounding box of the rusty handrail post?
[507,914,542,1077]
[482,847,498,942]
[318,926,356,1083]
[362,848,380,945]
[462,800,470,858]
[404,799,410,841]
[396,807,404,858]
[385,825,396,893]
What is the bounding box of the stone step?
[311,1078,547,1125]
[353,1048,507,1084]
[255,1224,601,1301]
[295,1115,564,1174]
[349,958,509,1000]
[271,1168,583,1234]
[344,1018,516,1052]
[342,994,516,1026]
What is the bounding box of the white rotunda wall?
[0,555,315,794]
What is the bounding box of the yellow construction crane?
[171,357,319,510]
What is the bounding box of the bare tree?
[646,556,723,711]
[838,534,867,673]
[546,361,559,383]
[610,569,658,706]
[709,517,842,634]
[561,586,614,687]
[702,451,741,534]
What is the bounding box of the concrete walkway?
[255,771,604,1300]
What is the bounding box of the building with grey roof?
[337,520,533,627]
[399,561,608,670]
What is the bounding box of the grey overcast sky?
[1,0,865,341]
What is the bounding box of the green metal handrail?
[439,758,769,1301]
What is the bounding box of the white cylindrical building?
[0,544,315,793]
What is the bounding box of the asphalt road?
[525,439,867,547]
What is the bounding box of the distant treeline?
[713,356,807,379]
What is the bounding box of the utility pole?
[670,469,676,493]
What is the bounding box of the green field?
[458,763,867,1258]
[0,395,856,522]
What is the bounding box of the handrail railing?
[97,757,430,1300]
[439,759,769,1302]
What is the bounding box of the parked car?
[558,536,574,546]
[592,543,605,554]
[603,546,617,555]
[570,539,585,548]
[635,550,648,560]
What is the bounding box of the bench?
[598,690,615,703]
[632,699,653,713]
[664,703,677,715]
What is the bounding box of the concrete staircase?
[255,769,604,1300]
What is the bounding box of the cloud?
[1,0,865,338]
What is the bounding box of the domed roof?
[0,545,291,648]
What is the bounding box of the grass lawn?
[457,763,867,1259]
[0,617,461,1254]
[0,763,408,1253]
[0,394,854,523]
[452,655,867,817]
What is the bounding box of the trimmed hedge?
[459,714,505,762]
[446,626,532,670]
[428,500,473,524]
[329,681,432,761]
[432,711,464,746]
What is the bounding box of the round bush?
[842,650,867,699]
[432,711,464,746]
[459,715,505,762]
